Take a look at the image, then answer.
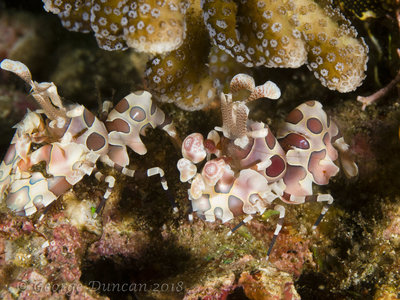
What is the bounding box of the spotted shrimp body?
[0,110,47,199]
[189,158,271,223]
[221,121,287,184]
[278,101,358,201]
[177,73,357,259]
[0,59,179,216]
[104,91,177,173]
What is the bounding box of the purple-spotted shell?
[278,101,342,196]
[0,59,179,216]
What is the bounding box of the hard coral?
[202,0,308,69]
[43,0,190,53]
[42,0,369,110]
[145,10,216,110]
[147,0,370,110]
[296,0,369,92]
[209,46,251,94]
[202,0,369,93]
[145,13,249,110]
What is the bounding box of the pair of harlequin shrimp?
[0,59,179,217]
[0,60,357,260]
[177,74,358,259]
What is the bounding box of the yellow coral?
[202,0,368,93]
[208,46,251,94]
[43,0,92,33]
[296,0,369,92]
[202,0,308,68]
[43,0,370,109]
[43,0,190,53]
[145,11,216,110]
[145,2,248,111]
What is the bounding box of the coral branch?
[42,0,190,54]
[357,3,400,110]
[202,0,369,93]
[357,68,400,110]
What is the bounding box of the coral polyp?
[144,11,217,110]
[43,0,190,53]
[202,0,369,93]
[201,0,308,68]
[296,0,369,92]
[42,0,370,110]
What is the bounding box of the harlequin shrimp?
[177,73,358,259]
[0,59,179,217]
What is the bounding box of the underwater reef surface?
[0,0,400,299]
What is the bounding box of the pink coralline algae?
[250,219,314,278]
[183,274,237,300]
[46,224,83,283]
[4,269,106,299]
[184,266,301,299]
[0,217,103,299]
[268,231,314,278]
[383,205,400,245]
[0,214,36,239]
[88,221,150,261]
[239,269,301,300]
